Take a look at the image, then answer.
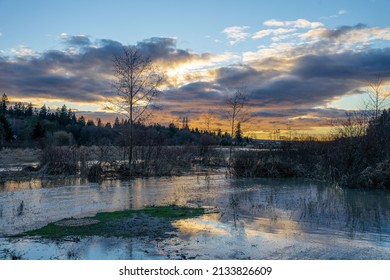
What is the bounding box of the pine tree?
[235,122,243,144]
[1,93,8,115]
[0,115,13,143]
[32,122,45,139]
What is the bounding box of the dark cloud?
[0,48,110,102]
[252,107,348,119]
[211,48,390,108]
[321,24,367,40]
[216,65,268,87]
[292,49,390,80]
[249,76,350,106]
[251,111,291,118]
[136,37,197,63]
[157,46,390,124]
[0,36,204,104]
[170,109,203,116]
[63,35,92,47]
[164,82,224,104]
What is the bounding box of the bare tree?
[364,75,390,120]
[225,87,249,140]
[200,111,216,133]
[223,87,249,161]
[333,76,390,141]
[332,110,370,139]
[106,46,164,174]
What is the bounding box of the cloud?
[223,26,250,45]
[161,47,390,126]
[62,34,92,47]
[292,49,390,80]
[244,23,390,68]
[299,24,390,53]
[311,23,368,40]
[264,18,323,29]
[10,45,37,58]
[248,76,351,107]
[0,40,124,103]
[164,82,224,105]
[320,9,348,20]
[252,107,348,119]
[1,27,390,133]
[302,23,390,42]
[136,37,195,62]
[252,28,296,39]
[0,36,232,106]
[338,9,348,15]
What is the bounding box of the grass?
[0,148,41,166]
[19,205,206,239]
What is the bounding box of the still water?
[1,170,390,259]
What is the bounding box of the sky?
[1,0,390,138]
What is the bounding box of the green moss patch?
[20,205,205,239]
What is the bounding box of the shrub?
[87,164,104,181]
[40,146,86,175]
[52,131,74,146]
[345,161,390,188]
[230,151,297,178]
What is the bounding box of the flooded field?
[1,169,390,259]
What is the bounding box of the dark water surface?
[1,170,390,259]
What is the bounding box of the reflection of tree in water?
[297,186,390,237]
[219,178,390,239]
[342,189,390,235]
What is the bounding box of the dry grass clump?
[0,148,41,166]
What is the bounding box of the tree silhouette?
[106,46,165,175]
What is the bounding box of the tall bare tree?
[225,87,249,140]
[364,75,390,120]
[107,46,164,174]
[223,87,249,160]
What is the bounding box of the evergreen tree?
[57,105,69,126]
[114,117,120,127]
[14,102,24,117]
[0,115,13,142]
[1,93,8,115]
[78,116,86,126]
[97,118,102,127]
[86,119,95,126]
[32,122,45,139]
[235,122,243,143]
[25,103,33,117]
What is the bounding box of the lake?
[1,169,390,259]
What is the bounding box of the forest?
[0,93,237,148]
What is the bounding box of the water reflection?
[0,237,164,260]
[1,173,390,259]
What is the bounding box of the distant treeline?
[0,94,243,148]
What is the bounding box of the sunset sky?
[1,0,390,139]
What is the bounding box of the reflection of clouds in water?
[0,237,163,260]
[173,214,230,237]
[242,217,301,240]
[173,213,302,242]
